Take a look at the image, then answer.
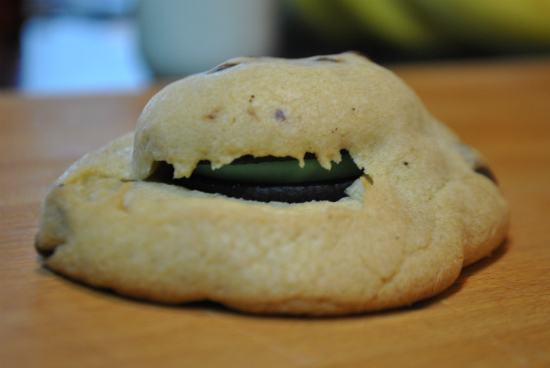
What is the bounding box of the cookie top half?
[132,52,468,181]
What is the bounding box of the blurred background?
[1,0,549,95]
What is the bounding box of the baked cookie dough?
[36,52,509,315]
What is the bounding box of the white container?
[138,0,280,77]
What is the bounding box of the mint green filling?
[193,152,362,184]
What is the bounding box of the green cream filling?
[193,152,363,184]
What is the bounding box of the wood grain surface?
[1,57,549,367]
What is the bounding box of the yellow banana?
[412,0,550,50]
[340,0,443,52]
[286,0,361,39]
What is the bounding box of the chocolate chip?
[315,57,342,62]
[207,63,240,74]
[475,166,498,184]
[275,110,286,121]
[351,51,370,60]
[35,233,54,258]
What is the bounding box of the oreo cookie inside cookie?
[149,152,364,203]
[175,175,358,203]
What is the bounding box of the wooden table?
[2,58,549,367]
